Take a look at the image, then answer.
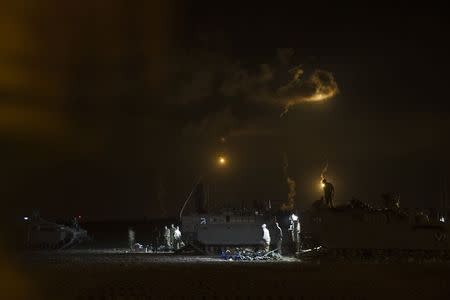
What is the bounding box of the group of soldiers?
[261,221,285,254]
[163,224,183,250]
[261,178,333,254]
[259,178,335,254]
[261,216,301,255]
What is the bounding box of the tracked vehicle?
[26,215,88,250]
[181,211,271,254]
[300,199,450,260]
[179,182,274,254]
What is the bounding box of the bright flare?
[218,156,227,166]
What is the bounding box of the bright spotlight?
[440,216,446,223]
[23,216,29,221]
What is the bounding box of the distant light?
[440,216,446,223]
[23,216,29,221]
[291,214,298,221]
[78,215,82,219]
[218,156,227,166]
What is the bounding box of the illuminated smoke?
[280,153,296,212]
[320,161,328,183]
[177,49,339,138]
[279,69,338,117]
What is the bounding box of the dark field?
[3,250,450,299]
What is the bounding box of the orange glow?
[218,156,227,166]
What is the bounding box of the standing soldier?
[322,178,335,208]
[169,224,176,250]
[163,226,171,249]
[174,226,182,250]
[128,227,135,251]
[261,224,271,252]
[274,222,283,255]
[289,214,301,253]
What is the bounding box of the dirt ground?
[6,249,450,299]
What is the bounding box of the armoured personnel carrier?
[300,199,450,259]
[179,182,274,254]
[181,211,270,254]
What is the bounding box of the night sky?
[2,1,450,220]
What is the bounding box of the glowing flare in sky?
[218,156,227,166]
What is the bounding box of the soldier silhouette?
[322,178,335,208]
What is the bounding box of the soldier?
[261,224,271,252]
[128,227,135,250]
[174,226,182,250]
[322,178,335,208]
[169,224,176,249]
[163,226,171,249]
[289,214,301,252]
[274,222,283,255]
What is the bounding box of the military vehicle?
[300,198,450,259]
[180,180,450,259]
[179,182,275,254]
[26,215,88,249]
[181,211,271,254]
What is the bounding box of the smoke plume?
[172,49,338,139]
[280,153,296,211]
[278,69,338,117]
[320,161,328,181]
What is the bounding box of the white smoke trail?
[320,161,328,184]
[281,153,296,212]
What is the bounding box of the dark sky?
[2,1,450,220]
